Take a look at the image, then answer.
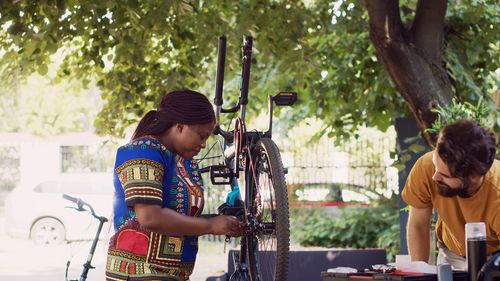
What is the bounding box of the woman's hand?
[208,215,245,237]
[134,204,245,236]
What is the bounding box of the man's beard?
[436,180,472,198]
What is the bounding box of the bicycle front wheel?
[246,138,289,281]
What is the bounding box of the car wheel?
[30,218,66,245]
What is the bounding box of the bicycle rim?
[246,138,289,281]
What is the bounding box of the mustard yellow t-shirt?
[402,151,500,256]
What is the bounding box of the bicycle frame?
[62,194,108,281]
[210,35,296,182]
[206,35,296,281]
[213,35,255,180]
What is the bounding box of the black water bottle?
[466,223,487,281]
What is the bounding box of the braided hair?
[132,90,215,139]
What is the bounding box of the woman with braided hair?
[106,90,244,281]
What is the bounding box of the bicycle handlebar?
[214,125,234,144]
[240,36,252,106]
[214,35,226,107]
[62,193,107,222]
[62,193,79,203]
[213,35,254,125]
[63,193,108,281]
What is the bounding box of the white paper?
[395,255,437,274]
[326,267,358,273]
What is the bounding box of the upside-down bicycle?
[200,35,297,281]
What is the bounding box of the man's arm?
[407,206,433,262]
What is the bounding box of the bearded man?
[402,119,499,269]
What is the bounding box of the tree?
[296,0,498,144]
[364,0,498,144]
[0,0,498,141]
[0,72,102,136]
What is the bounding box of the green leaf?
[37,64,48,76]
[23,41,38,56]
[0,0,497,140]
[400,154,412,163]
[408,144,425,153]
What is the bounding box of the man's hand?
[407,206,433,262]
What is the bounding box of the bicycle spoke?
[246,138,289,281]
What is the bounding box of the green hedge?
[291,201,400,261]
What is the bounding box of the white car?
[288,182,373,216]
[4,173,114,245]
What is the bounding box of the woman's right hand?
[208,215,245,237]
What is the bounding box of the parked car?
[288,182,372,216]
[4,173,114,245]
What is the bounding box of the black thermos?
[466,223,487,281]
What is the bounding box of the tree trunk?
[493,90,500,147]
[365,0,456,147]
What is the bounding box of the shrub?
[291,200,400,261]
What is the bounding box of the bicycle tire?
[245,137,289,281]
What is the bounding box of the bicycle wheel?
[245,137,289,281]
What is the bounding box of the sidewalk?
[0,217,235,281]
[0,216,325,280]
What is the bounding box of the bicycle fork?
[66,216,107,281]
[229,246,251,281]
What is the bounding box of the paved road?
[0,218,232,281]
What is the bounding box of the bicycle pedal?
[209,165,234,185]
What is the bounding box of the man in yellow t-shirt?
[402,119,500,270]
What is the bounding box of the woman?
[106,90,244,281]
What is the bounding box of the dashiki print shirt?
[106,136,204,281]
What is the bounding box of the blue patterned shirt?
[107,136,205,280]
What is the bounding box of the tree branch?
[365,0,455,147]
[410,0,448,61]
[365,0,404,46]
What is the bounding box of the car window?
[289,183,374,203]
[91,181,114,195]
[33,181,59,193]
[342,189,369,202]
[61,180,93,194]
[292,183,343,202]
[31,176,113,195]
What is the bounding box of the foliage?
[0,0,498,138]
[444,2,500,102]
[0,73,102,135]
[426,98,499,135]
[291,200,400,261]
